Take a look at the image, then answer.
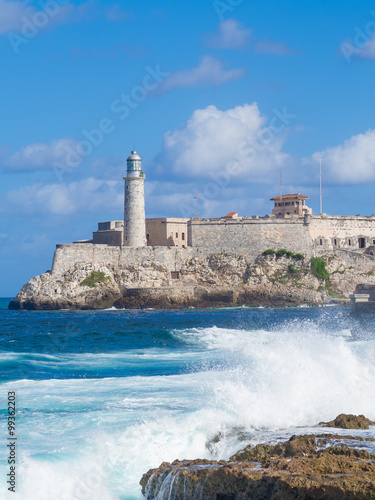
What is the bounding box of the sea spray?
[1,305,375,499]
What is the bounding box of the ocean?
[1,298,375,499]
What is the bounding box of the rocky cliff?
[8,248,375,310]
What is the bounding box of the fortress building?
[271,194,312,217]
[85,148,375,264]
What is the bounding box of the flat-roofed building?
[146,218,189,247]
[270,194,312,217]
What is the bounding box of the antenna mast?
[280,168,283,200]
[319,159,323,214]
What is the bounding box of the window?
[359,238,366,249]
[171,271,180,280]
[348,239,351,246]
[146,234,150,242]
[176,232,178,238]
[334,239,337,246]
[285,202,291,206]
[320,239,323,246]
[182,233,185,241]
[126,185,129,190]
[373,240,375,246]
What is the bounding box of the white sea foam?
[2,323,375,499]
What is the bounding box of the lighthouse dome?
[127,151,141,161]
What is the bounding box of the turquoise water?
[1,300,375,499]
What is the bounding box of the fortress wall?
[52,244,122,275]
[308,216,375,254]
[51,217,375,276]
[51,244,196,276]
[189,218,314,258]
[335,249,375,270]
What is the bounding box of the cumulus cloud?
[158,56,245,93]
[206,19,252,49]
[1,178,123,216]
[0,0,35,34]
[310,129,375,184]
[0,0,129,35]
[4,138,80,171]
[155,103,290,181]
[204,19,295,55]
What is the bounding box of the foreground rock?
[320,413,375,430]
[10,250,375,310]
[141,416,375,500]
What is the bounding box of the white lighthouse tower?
[123,150,147,247]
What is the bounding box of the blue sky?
[1,0,375,296]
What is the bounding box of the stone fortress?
[72,150,375,263]
[11,149,375,310]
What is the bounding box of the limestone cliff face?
[9,250,375,310]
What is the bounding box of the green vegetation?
[325,282,344,299]
[262,249,276,256]
[276,249,293,257]
[288,264,299,274]
[293,253,304,261]
[262,249,305,260]
[310,257,329,280]
[80,271,110,288]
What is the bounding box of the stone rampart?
[188,215,375,259]
[309,215,375,254]
[52,244,197,276]
[188,217,313,259]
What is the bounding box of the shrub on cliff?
[288,264,298,274]
[262,249,276,256]
[80,271,110,288]
[310,257,329,280]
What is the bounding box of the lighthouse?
[123,150,147,247]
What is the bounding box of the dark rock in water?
[140,429,375,499]
[320,413,375,430]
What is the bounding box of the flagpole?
[319,159,322,215]
[280,168,283,201]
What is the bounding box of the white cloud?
[158,56,245,93]
[4,138,80,171]
[206,19,252,49]
[155,103,290,181]
[204,19,295,55]
[0,0,34,34]
[1,178,123,216]
[310,129,375,184]
[0,0,126,35]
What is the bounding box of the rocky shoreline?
[9,250,375,310]
[140,414,375,500]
